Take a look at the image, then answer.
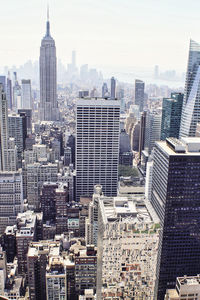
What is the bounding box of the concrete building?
[151,138,200,299]
[46,257,67,300]
[135,79,145,112]
[7,74,12,110]
[97,194,159,300]
[40,9,58,121]
[86,185,103,246]
[74,245,97,296]
[27,240,60,300]
[76,98,120,201]
[8,114,27,167]
[26,162,58,210]
[21,79,32,109]
[110,77,116,99]
[18,109,32,135]
[165,275,200,300]
[0,171,23,234]
[0,85,9,171]
[16,211,43,275]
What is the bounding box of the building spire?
[46,3,50,36]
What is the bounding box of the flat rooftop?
[156,137,200,156]
[99,196,156,225]
[77,97,120,107]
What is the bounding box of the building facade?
[151,138,200,299]
[39,12,58,121]
[76,98,120,201]
[180,40,200,137]
[161,93,184,140]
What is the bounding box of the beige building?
[165,275,200,300]
[97,192,160,300]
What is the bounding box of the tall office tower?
[110,76,116,99]
[8,114,26,167]
[0,85,8,171]
[102,82,108,98]
[7,138,18,171]
[13,72,21,111]
[40,182,58,223]
[55,184,68,234]
[151,138,200,299]
[135,79,145,112]
[144,110,162,155]
[7,72,12,110]
[97,193,159,300]
[0,76,6,91]
[21,79,32,109]
[86,185,103,246]
[40,9,57,121]
[0,171,23,234]
[139,111,147,160]
[76,98,120,201]
[180,40,200,137]
[161,93,184,140]
[18,109,32,135]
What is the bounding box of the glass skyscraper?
[151,138,200,300]
[180,40,200,137]
[161,93,184,140]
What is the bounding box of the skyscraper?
[76,98,120,201]
[7,72,13,110]
[144,110,162,155]
[0,84,9,171]
[21,79,32,109]
[180,40,200,137]
[135,79,145,112]
[39,8,57,121]
[102,82,108,98]
[151,138,200,299]
[110,77,116,99]
[161,93,184,140]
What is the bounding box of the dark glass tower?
[161,93,184,140]
[151,138,200,300]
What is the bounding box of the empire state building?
[39,9,58,121]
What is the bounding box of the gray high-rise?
[39,10,57,121]
[180,40,200,137]
[135,79,145,112]
[110,77,116,99]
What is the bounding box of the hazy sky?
[0,0,200,72]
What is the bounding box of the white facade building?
[21,79,32,109]
[76,98,120,201]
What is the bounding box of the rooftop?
[99,196,156,225]
[157,137,200,156]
